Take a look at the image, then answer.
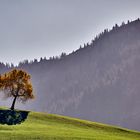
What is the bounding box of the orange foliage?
[0,69,34,109]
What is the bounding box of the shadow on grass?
[0,109,29,125]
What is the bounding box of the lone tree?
[0,69,34,110]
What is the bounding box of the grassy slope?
[0,110,140,140]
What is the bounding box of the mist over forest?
[0,19,140,131]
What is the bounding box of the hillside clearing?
[0,110,140,140]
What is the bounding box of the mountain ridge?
[0,19,140,131]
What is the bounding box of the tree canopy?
[0,69,34,110]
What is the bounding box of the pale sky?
[0,0,140,65]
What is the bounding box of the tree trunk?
[10,96,17,110]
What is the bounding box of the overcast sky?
[0,0,140,65]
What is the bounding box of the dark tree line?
[0,18,140,70]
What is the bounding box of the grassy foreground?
[0,110,140,140]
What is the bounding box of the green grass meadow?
[0,110,140,140]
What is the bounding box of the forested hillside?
[1,19,140,131]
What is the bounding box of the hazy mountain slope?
[0,19,140,131]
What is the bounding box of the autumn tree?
[0,69,34,110]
